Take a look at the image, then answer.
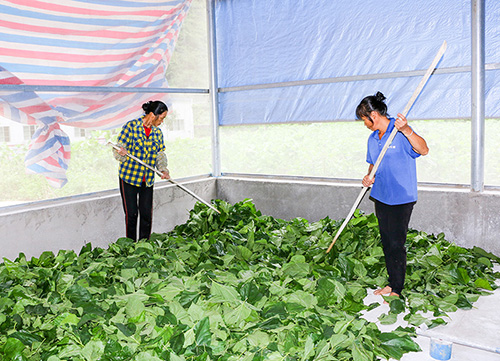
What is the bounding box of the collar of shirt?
[143,124,151,138]
[372,117,395,142]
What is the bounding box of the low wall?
[0,177,217,261]
[2,174,499,261]
[217,175,500,255]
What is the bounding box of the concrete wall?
[217,175,500,255]
[2,174,500,261]
[0,177,217,261]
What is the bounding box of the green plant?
[1,199,498,360]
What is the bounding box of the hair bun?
[375,91,386,102]
[142,101,152,112]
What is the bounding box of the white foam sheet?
[361,265,500,360]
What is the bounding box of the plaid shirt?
[116,116,166,187]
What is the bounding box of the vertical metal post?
[471,0,485,192]
[207,0,221,177]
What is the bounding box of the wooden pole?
[326,40,447,253]
[108,142,220,214]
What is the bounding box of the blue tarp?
[215,0,500,125]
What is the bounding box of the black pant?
[119,179,154,241]
[374,200,415,295]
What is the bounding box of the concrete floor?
[361,265,500,360]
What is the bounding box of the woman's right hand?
[117,147,128,156]
[362,174,375,187]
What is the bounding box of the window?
[0,126,10,143]
[23,125,36,140]
[168,117,184,131]
[75,128,89,138]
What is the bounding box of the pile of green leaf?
[1,199,499,361]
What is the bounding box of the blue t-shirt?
[366,118,421,205]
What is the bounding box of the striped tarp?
[0,0,192,187]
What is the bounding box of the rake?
[106,141,220,214]
[326,40,447,253]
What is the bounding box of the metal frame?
[471,0,485,192]
[0,84,207,94]
[0,0,489,190]
[220,63,499,93]
[207,0,221,177]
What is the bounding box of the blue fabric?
[366,118,421,205]
[215,0,500,125]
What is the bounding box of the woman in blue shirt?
[356,92,429,298]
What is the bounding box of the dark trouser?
[119,179,154,241]
[374,200,415,295]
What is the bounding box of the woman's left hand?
[394,113,413,136]
[161,170,170,180]
[117,147,128,156]
[395,113,430,155]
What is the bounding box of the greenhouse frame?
[0,1,499,360]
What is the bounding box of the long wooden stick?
[108,142,220,214]
[326,40,447,253]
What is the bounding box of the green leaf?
[54,312,80,326]
[239,281,265,305]
[328,333,349,351]
[283,290,317,309]
[235,245,252,261]
[337,256,355,279]
[257,316,282,330]
[125,294,146,320]
[170,329,186,355]
[2,338,26,361]
[477,257,492,268]
[424,255,443,268]
[378,312,398,325]
[261,302,287,319]
[316,278,346,305]
[169,353,185,361]
[404,312,428,326]
[474,278,493,291]
[455,294,473,309]
[282,261,310,278]
[333,317,354,334]
[352,342,373,361]
[379,333,420,352]
[194,317,211,347]
[211,282,241,304]
[65,284,92,305]
[247,330,270,349]
[8,331,43,347]
[24,304,49,316]
[379,332,421,359]
[283,329,298,353]
[472,246,500,262]
[115,323,136,337]
[389,298,405,314]
[301,335,314,361]
[427,318,447,329]
[135,351,163,361]
[81,340,104,361]
[183,328,195,348]
[223,303,252,327]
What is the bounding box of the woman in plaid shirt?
[113,100,170,241]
